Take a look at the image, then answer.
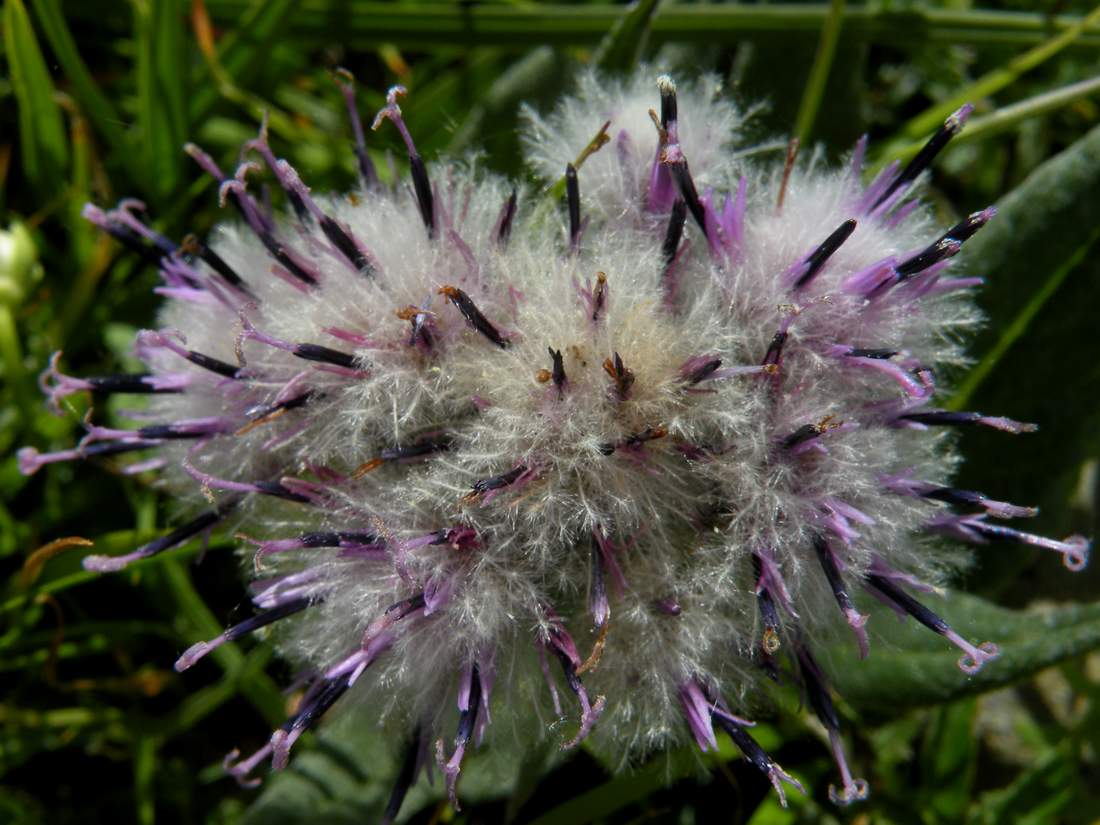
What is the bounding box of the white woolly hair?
[138,71,979,757]
[522,69,745,225]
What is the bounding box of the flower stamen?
[602,351,634,400]
[180,234,253,297]
[373,85,435,237]
[82,506,231,572]
[565,163,582,250]
[895,409,1037,434]
[813,536,870,658]
[872,104,973,211]
[790,219,858,290]
[866,573,1000,673]
[495,189,518,246]
[438,285,510,348]
[435,665,482,809]
[381,728,422,825]
[175,596,315,672]
[333,68,379,187]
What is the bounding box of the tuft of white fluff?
[522,70,745,224]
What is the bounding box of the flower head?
[23,69,1089,814]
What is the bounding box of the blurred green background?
[3,1,1100,823]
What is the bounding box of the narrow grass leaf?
[447,47,565,157]
[974,745,1077,825]
[29,0,128,158]
[199,3,1100,50]
[526,750,700,825]
[954,76,1100,150]
[3,0,68,194]
[882,4,1100,157]
[593,0,661,75]
[189,0,299,123]
[793,0,846,145]
[919,698,978,819]
[158,559,287,726]
[135,0,187,201]
[133,736,158,825]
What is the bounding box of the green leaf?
[241,718,532,825]
[964,76,1100,146]
[159,647,275,738]
[877,4,1100,162]
[198,3,1100,51]
[592,0,660,76]
[133,736,158,825]
[188,0,299,124]
[933,113,1100,382]
[524,753,693,825]
[919,698,978,819]
[793,0,846,145]
[3,0,68,194]
[134,0,187,202]
[969,744,1076,825]
[29,0,128,158]
[831,591,1100,717]
[447,47,567,159]
[942,123,1100,596]
[155,559,287,727]
[0,705,130,775]
[880,76,1100,168]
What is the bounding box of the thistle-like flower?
[21,70,1090,815]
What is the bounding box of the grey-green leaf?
[831,590,1100,717]
[951,121,1100,412]
[946,122,1100,598]
[241,716,558,825]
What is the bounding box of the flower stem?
[0,304,30,422]
[794,0,846,146]
[197,3,1100,50]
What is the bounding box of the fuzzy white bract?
[22,70,1089,814]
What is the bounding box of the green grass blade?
[793,0,846,145]
[972,745,1076,825]
[593,0,661,75]
[161,646,275,738]
[0,305,29,421]
[134,0,187,202]
[3,0,68,194]
[189,0,299,123]
[525,753,696,825]
[447,47,564,154]
[889,4,1100,149]
[158,559,287,726]
[955,75,1100,149]
[133,735,158,825]
[29,0,128,157]
[949,226,1100,413]
[198,3,1100,50]
[0,528,208,615]
[876,75,1100,168]
[949,121,1100,411]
